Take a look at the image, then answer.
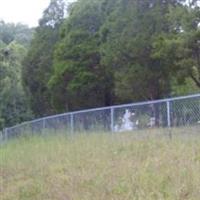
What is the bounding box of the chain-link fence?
[1,94,200,142]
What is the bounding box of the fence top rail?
[5,93,200,131]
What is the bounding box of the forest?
[1,0,200,130]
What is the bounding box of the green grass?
[1,129,200,200]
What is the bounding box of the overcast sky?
[0,0,50,27]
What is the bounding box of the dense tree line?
[1,0,200,129]
[24,0,200,116]
[0,22,33,129]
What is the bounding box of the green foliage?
[22,0,66,116]
[0,21,33,46]
[49,0,114,111]
[21,0,200,117]
[100,0,187,102]
[0,21,34,129]
[0,39,33,129]
[171,78,200,96]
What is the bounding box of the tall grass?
[1,130,200,200]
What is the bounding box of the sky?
[0,0,50,27]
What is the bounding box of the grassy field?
[1,130,200,200]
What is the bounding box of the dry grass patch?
[1,130,200,200]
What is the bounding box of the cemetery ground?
[1,128,200,200]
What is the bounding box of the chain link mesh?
[1,94,200,142]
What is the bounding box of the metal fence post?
[167,101,171,128]
[111,107,114,132]
[70,113,74,134]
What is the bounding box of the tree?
[0,21,33,129]
[0,41,32,129]
[22,0,200,119]
[49,0,114,112]
[153,1,200,92]
[100,0,188,102]
[0,21,33,46]
[22,0,66,116]
[176,10,200,88]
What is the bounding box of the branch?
[190,74,200,88]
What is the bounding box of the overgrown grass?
[1,129,200,200]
